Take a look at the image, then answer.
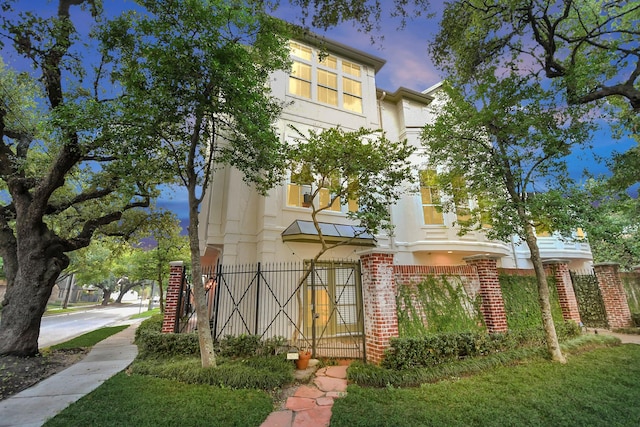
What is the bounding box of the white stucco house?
[198,33,593,272]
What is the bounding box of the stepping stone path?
[260,364,349,427]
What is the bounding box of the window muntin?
[290,61,312,98]
[290,42,312,60]
[342,60,361,77]
[342,77,362,113]
[452,176,471,223]
[287,42,364,113]
[317,69,338,106]
[319,54,337,69]
[420,169,444,225]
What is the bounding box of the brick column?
[464,255,508,333]
[360,251,398,365]
[594,263,633,328]
[162,261,185,333]
[543,259,582,325]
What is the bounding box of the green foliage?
[622,273,640,315]
[288,126,415,239]
[572,181,640,270]
[134,315,198,358]
[131,355,294,390]
[350,333,615,388]
[382,322,581,371]
[49,325,129,350]
[499,273,563,330]
[571,271,609,328]
[44,372,274,427]
[397,276,484,337]
[431,1,640,138]
[216,334,262,358]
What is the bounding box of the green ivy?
[499,273,563,330]
[622,273,640,315]
[396,275,484,337]
[571,271,609,328]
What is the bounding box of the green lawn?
[42,341,640,427]
[331,344,640,427]
[43,372,273,427]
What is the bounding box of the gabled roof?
[282,220,376,246]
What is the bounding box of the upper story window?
[287,165,358,214]
[288,42,364,114]
[420,169,444,225]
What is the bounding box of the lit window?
[342,60,361,77]
[343,77,362,113]
[290,42,312,60]
[452,176,471,223]
[290,61,311,98]
[287,165,312,207]
[420,170,444,225]
[317,69,338,106]
[287,42,364,114]
[478,197,492,229]
[535,223,552,237]
[319,54,337,69]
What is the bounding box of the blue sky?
[4,1,634,224]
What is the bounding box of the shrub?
[216,334,262,358]
[351,334,618,388]
[131,355,294,390]
[382,322,582,370]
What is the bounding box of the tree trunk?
[524,224,566,363]
[0,245,68,356]
[188,184,216,368]
[101,290,111,306]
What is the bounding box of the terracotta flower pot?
[295,351,312,370]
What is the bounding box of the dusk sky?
[3,1,633,225]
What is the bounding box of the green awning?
[281,220,376,246]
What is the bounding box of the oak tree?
[0,1,164,356]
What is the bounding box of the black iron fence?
[176,260,365,360]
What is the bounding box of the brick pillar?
[464,255,508,333]
[360,251,398,365]
[594,263,633,328]
[543,259,582,325]
[162,261,185,333]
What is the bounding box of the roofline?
[376,87,434,105]
[294,31,387,73]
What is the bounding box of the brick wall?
[360,252,398,365]
[543,260,582,325]
[464,255,508,333]
[162,261,185,334]
[594,263,633,328]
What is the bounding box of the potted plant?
[295,348,312,370]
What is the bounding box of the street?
[38,303,146,348]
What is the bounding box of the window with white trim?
[420,169,444,225]
[288,42,365,113]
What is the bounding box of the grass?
[331,344,640,427]
[41,328,640,426]
[130,307,161,319]
[49,325,129,350]
[43,372,273,427]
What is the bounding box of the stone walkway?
[260,364,348,427]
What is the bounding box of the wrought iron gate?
[177,260,365,360]
[570,270,609,328]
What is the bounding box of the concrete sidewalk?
[0,320,141,427]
